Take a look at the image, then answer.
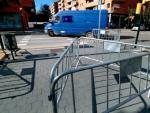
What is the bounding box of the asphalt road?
[15,29,150,51]
[16,33,75,50]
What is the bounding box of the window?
[107,3,110,8]
[68,2,71,5]
[0,13,22,30]
[102,0,105,4]
[55,16,60,22]
[86,0,94,3]
[62,16,73,23]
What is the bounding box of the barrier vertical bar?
[146,55,150,89]
[91,68,97,113]
[130,74,133,95]
[71,73,76,113]
[52,83,58,113]
[119,72,121,103]
[106,65,109,110]
[0,34,4,50]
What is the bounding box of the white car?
[132,25,145,31]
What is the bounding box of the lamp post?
[135,3,142,45]
[98,0,102,39]
[135,0,149,45]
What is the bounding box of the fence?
[92,29,120,40]
[49,37,150,113]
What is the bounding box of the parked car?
[44,10,108,36]
[131,24,145,31]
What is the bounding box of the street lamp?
[98,0,102,39]
[135,0,150,45]
[135,3,142,45]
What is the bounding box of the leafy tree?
[124,8,136,28]
[143,7,150,22]
[38,4,51,21]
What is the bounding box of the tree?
[143,6,150,29]
[38,4,51,21]
[124,8,136,28]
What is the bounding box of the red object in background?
[0,0,35,31]
[20,0,34,7]
[0,5,28,31]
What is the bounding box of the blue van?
[44,10,108,36]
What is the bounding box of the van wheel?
[48,30,54,37]
[86,32,92,37]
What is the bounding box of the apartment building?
[50,0,138,28]
[64,0,78,10]
[50,2,58,16]
[101,0,138,28]
[58,0,65,11]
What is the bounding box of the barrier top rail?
[49,36,150,113]
[50,37,150,83]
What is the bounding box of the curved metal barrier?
[92,29,120,40]
[49,37,150,113]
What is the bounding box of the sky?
[35,0,55,12]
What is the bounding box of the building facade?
[58,0,65,11]
[101,0,138,28]
[50,2,58,16]
[0,0,35,30]
[50,0,138,28]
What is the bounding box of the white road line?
[31,38,50,40]
[18,35,31,47]
[67,39,74,42]
[23,36,31,39]
[22,38,30,41]
[18,43,27,46]
[20,40,29,43]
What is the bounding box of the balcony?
[86,0,98,8]
[112,4,120,9]
[112,7,127,14]
[112,0,125,4]
[66,0,73,3]
[58,2,63,8]
[66,1,77,9]
[72,1,77,6]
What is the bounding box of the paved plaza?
[0,29,150,113]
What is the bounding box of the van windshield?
[55,16,60,22]
[50,16,60,23]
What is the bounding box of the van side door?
[59,15,74,35]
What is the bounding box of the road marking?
[67,38,74,42]
[23,36,31,39]
[20,40,29,43]
[18,35,31,47]
[22,38,30,41]
[18,43,27,46]
[31,38,50,40]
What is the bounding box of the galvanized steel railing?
[49,37,150,113]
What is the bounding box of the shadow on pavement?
[0,60,36,100]
[114,74,130,83]
[25,53,57,59]
[120,36,135,39]
[136,107,150,113]
[0,48,61,100]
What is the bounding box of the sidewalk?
[0,49,61,113]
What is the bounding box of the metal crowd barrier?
[92,29,120,40]
[49,37,150,113]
